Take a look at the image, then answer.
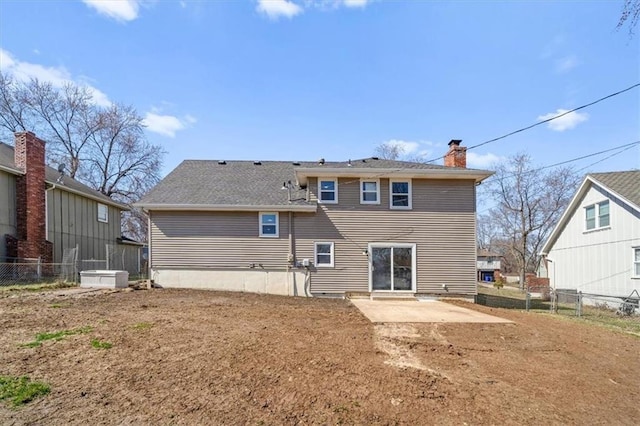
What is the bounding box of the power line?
[482,140,640,184]
[423,82,640,164]
[475,140,640,214]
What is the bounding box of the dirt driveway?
[1,288,639,425]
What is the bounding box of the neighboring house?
[477,248,501,282]
[540,171,640,299]
[0,132,139,273]
[136,140,493,298]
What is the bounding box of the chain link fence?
[0,257,78,286]
[551,289,640,319]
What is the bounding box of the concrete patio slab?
[350,299,512,323]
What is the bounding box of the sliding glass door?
[370,244,415,291]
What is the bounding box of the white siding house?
[540,171,640,299]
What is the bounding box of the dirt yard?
[1,288,639,425]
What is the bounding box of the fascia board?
[133,203,318,213]
[294,167,494,185]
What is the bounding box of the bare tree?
[374,142,406,160]
[0,73,164,242]
[618,0,640,35]
[482,154,580,289]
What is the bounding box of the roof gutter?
[133,203,318,213]
[0,164,23,175]
[294,167,494,185]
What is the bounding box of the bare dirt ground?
[1,288,639,425]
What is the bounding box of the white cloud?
[467,152,503,169]
[343,0,369,7]
[384,139,419,154]
[82,0,141,22]
[257,0,303,19]
[0,48,111,107]
[256,0,371,18]
[142,111,196,137]
[537,109,589,132]
[555,55,579,73]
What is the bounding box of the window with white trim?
[360,179,380,204]
[318,179,338,204]
[633,247,640,278]
[585,200,609,231]
[314,242,334,267]
[97,203,108,223]
[259,212,279,237]
[390,179,412,209]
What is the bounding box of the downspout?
[146,209,153,287]
[44,183,57,243]
[288,211,294,296]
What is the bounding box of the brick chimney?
[10,132,52,261]
[444,139,467,168]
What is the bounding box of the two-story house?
[0,132,138,273]
[540,171,640,299]
[136,140,493,298]
[477,249,502,282]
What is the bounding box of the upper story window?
[390,179,412,209]
[315,242,334,267]
[585,200,609,231]
[633,247,640,278]
[318,178,338,204]
[97,203,108,223]
[360,179,380,204]
[259,212,279,237]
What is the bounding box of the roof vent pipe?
[319,158,325,165]
[253,161,262,165]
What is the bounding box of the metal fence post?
[577,291,582,317]
[526,290,530,311]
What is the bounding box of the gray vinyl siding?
[298,178,477,294]
[150,211,291,268]
[47,189,122,264]
[0,170,17,260]
[149,177,478,295]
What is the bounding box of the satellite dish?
[57,163,66,174]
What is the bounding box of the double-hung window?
[318,179,338,204]
[360,179,380,204]
[390,179,412,209]
[314,242,334,267]
[585,200,609,231]
[633,247,640,278]
[259,212,279,237]
[97,203,108,223]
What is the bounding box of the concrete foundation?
[150,268,310,297]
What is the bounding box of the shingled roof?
[589,170,640,209]
[137,157,493,210]
[0,142,127,209]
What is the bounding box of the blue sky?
[0,0,638,177]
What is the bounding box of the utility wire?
[422,82,640,164]
[482,140,640,184]
[475,140,640,214]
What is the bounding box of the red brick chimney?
[444,139,467,168]
[12,132,52,261]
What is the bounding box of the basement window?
[97,203,108,223]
